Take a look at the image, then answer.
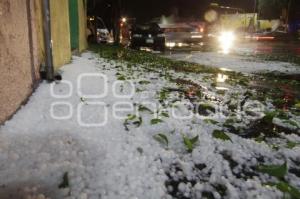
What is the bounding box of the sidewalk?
[0,51,299,199]
[0,53,166,199]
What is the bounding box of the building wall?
[34,0,45,67]
[220,13,273,31]
[69,0,88,52]
[50,0,72,70]
[0,0,39,124]
[0,0,87,124]
[78,0,88,52]
[69,0,79,50]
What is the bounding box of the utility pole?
[253,0,257,15]
[112,0,121,45]
[285,0,292,32]
[42,0,54,81]
[253,0,257,31]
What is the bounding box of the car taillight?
[255,36,275,41]
[166,42,176,48]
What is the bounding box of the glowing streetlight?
[121,17,127,23]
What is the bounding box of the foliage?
[153,133,169,147]
[89,44,221,74]
[258,0,289,19]
[253,53,300,66]
[151,118,164,125]
[139,80,151,85]
[287,141,300,149]
[295,101,300,109]
[204,119,219,125]
[124,114,142,130]
[266,181,300,199]
[159,89,170,101]
[257,162,287,179]
[183,135,199,153]
[58,172,69,189]
[199,103,215,112]
[116,72,126,80]
[263,111,278,123]
[160,111,169,118]
[212,130,232,142]
[259,160,300,198]
[138,105,153,114]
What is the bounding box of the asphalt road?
[163,41,300,74]
[164,41,300,57]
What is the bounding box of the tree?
[111,0,122,45]
[258,0,289,19]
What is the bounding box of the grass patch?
[89,44,300,112]
[89,44,221,74]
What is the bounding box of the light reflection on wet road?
[163,41,300,74]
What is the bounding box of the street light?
[121,17,127,23]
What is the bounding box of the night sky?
[89,0,257,24]
[123,0,256,22]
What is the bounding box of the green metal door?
[69,0,79,50]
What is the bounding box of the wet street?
[233,41,300,57]
[164,41,300,74]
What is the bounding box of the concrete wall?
[0,0,39,124]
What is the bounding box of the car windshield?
[164,27,196,33]
[133,24,160,33]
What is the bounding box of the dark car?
[161,24,204,48]
[130,23,165,51]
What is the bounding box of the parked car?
[130,23,165,51]
[160,23,204,48]
[97,28,112,43]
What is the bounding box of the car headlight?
[191,35,203,39]
[157,33,165,37]
[166,42,176,48]
[218,31,235,54]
